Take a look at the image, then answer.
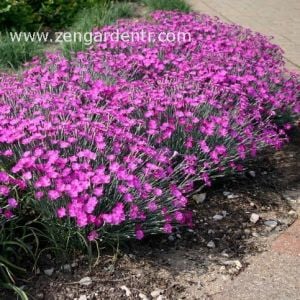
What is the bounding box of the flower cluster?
[0,11,299,240]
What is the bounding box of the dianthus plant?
[0,11,299,241]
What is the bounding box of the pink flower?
[135,229,144,240]
[85,197,97,213]
[8,198,18,208]
[57,207,66,218]
[22,171,32,180]
[4,210,14,219]
[0,186,9,196]
[48,190,60,200]
[163,223,173,234]
[88,230,99,241]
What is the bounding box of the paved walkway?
[187,0,300,70]
[214,219,300,300]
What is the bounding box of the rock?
[213,214,224,221]
[44,268,54,276]
[192,193,206,204]
[139,293,149,300]
[227,194,239,199]
[250,213,260,224]
[264,220,278,229]
[288,210,297,216]
[79,276,92,286]
[249,171,256,177]
[151,289,163,298]
[36,292,44,299]
[71,262,78,268]
[223,191,231,196]
[222,275,230,281]
[221,250,229,257]
[121,285,132,297]
[223,260,242,269]
[67,293,75,299]
[62,264,71,272]
[157,296,164,300]
[79,296,87,300]
[207,240,216,248]
[168,235,175,242]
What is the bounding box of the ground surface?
[187,0,300,70]
[3,128,295,300]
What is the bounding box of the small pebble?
[250,213,260,224]
[44,268,54,276]
[62,264,71,272]
[79,276,92,286]
[264,220,278,229]
[249,171,256,177]
[168,235,175,242]
[79,296,87,300]
[192,193,206,204]
[36,293,44,299]
[121,285,132,297]
[227,194,239,199]
[213,214,223,221]
[207,240,216,248]
[139,293,149,300]
[151,289,163,298]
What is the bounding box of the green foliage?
[142,0,190,12]
[31,0,105,30]
[62,1,135,57]
[0,0,106,31]
[0,216,34,299]
[0,32,43,70]
[0,0,37,31]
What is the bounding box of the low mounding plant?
[0,11,299,243]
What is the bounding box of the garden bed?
[0,5,299,300]
[21,129,300,300]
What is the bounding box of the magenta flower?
[7,198,18,208]
[0,10,298,241]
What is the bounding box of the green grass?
[142,0,190,12]
[0,32,43,71]
[62,1,135,58]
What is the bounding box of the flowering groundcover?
[0,11,299,242]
